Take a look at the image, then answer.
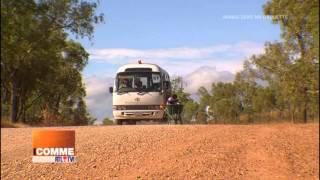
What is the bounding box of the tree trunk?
[54,95,61,114]
[303,102,307,123]
[303,109,307,123]
[303,87,308,123]
[296,31,308,124]
[291,110,295,123]
[22,108,26,123]
[290,105,295,123]
[11,79,19,123]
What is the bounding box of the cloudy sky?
[71,0,281,122]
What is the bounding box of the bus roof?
[116,63,169,74]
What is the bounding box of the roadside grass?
[1,118,30,128]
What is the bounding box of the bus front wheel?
[115,119,123,125]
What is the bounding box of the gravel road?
[1,123,319,179]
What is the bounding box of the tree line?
[175,0,319,124]
[1,0,103,125]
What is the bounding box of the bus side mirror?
[109,87,113,93]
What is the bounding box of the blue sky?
[72,0,282,121]
[76,0,281,77]
[79,0,280,48]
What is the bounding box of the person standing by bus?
[166,94,183,124]
[167,94,179,105]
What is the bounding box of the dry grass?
[1,118,30,128]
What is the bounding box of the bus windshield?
[116,72,161,92]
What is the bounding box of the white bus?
[109,61,171,125]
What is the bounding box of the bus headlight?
[160,104,166,110]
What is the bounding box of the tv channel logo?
[32,130,76,163]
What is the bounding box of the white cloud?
[87,41,264,75]
[184,66,234,94]
[89,45,230,60]
[154,59,244,75]
[84,76,114,122]
[89,41,263,61]
[232,41,264,56]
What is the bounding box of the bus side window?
[161,74,165,89]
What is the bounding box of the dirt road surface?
[1,123,319,179]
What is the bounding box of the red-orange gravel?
[1,123,319,179]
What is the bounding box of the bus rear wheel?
[127,119,136,125]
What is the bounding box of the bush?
[102,117,114,125]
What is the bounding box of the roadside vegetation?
[1,0,103,126]
[102,117,114,125]
[175,0,319,124]
[1,118,30,128]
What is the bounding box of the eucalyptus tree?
[1,0,104,123]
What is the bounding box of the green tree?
[263,0,319,122]
[211,83,242,123]
[1,0,103,124]
[102,117,114,125]
[170,76,191,104]
[197,86,211,112]
[170,76,200,123]
[182,100,199,123]
[195,111,207,124]
[194,0,319,124]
